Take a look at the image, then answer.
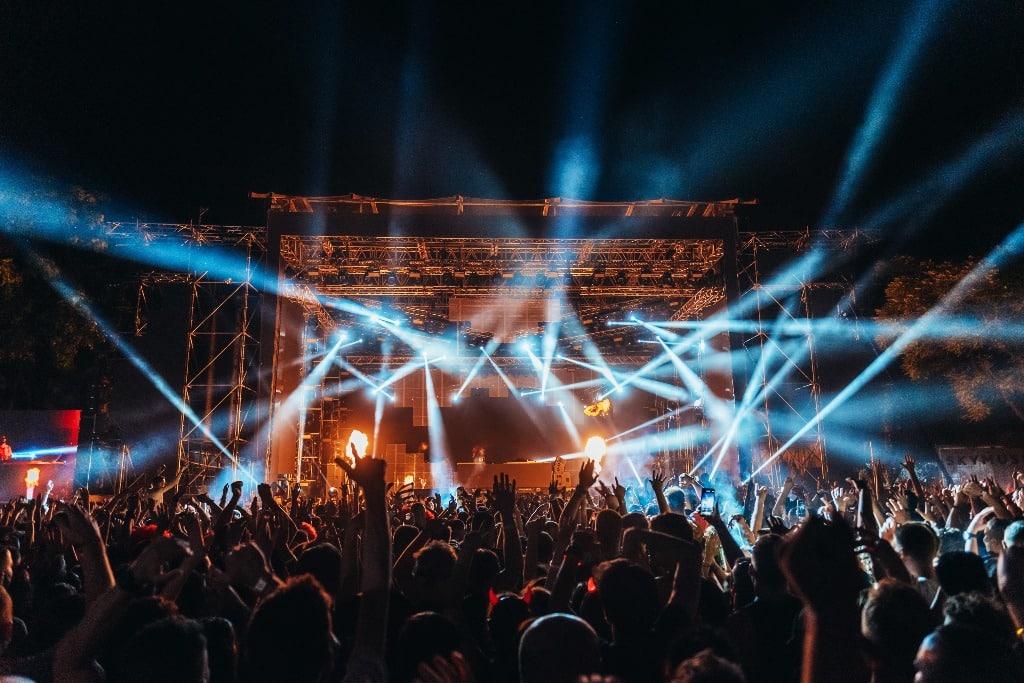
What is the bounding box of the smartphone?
[699,487,716,515]
[795,498,806,518]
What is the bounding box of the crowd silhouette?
[0,448,1020,682]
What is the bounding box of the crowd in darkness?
[0,449,1020,682]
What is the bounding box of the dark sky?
[2,1,1022,255]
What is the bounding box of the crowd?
[0,449,1020,682]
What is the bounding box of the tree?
[875,256,1024,422]
[0,180,120,409]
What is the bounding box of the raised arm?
[336,445,391,662]
[54,536,191,683]
[55,501,115,605]
[902,454,925,500]
[704,502,745,568]
[751,485,769,533]
[493,473,524,591]
[552,458,598,561]
[780,517,870,683]
[212,480,243,533]
[771,477,794,517]
[649,468,670,514]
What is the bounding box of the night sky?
[2,1,1023,253]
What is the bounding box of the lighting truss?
[106,222,267,492]
[734,229,880,482]
[278,235,725,296]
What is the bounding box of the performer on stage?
[0,436,11,463]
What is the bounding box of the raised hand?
[832,486,854,514]
[54,501,104,548]
[131,536,192,588]
[577,459,597,490]
[962,474,984,499]
[180,510,206,551]
[548,476,560,497]
[885,495,910,525]
[336,448,387,500]
[821,498,837,521]
[492,472,517,512]
[766,515,791,536]
[649,468,666,494]
[902,454,916,472]
[983,476,1004,497]
[918,500,939,524]
[613,477,626,501]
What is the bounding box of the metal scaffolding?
[110,221,268,492]
[105,208,877,490]
[736,230,876,482]
[177,233,265,491]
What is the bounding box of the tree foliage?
[875,256,1024,422]
[0,181,117,409]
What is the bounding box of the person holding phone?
[700,487,717,516]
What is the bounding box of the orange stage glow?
[346,429,369,461]
[25,467,40,500]
[584,436,607,475]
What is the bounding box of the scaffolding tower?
[735,230,874,483]
[109,221,268,492]
[177,233,265,492]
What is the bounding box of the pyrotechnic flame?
[584,436,607,476]
[346,430,369,461]
[25,467,40,500]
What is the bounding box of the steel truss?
[279,235,731,370]
[108,212,875,491]
[113,222,268,491]
[736,230,878,483]
[278,235,725,297]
